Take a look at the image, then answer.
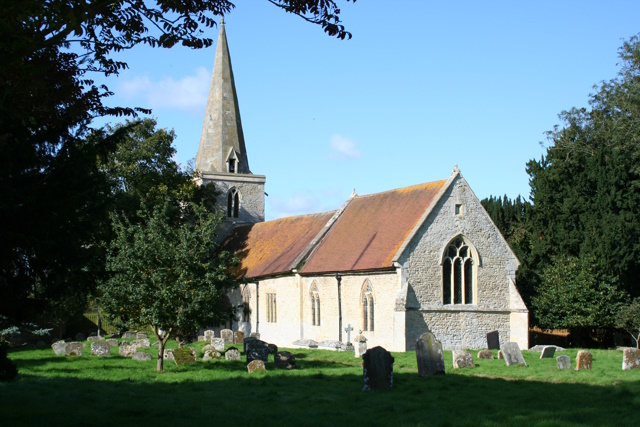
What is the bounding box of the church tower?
[196,19,266,225]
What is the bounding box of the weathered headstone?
[65,342,83,357]
[136,332,148,339]
[497,350,503,360]
[540,346,556,359]
[362,346,394,391]
[247,346,269,365]
[204,330,215,341]
[132,352,152,361]
[452,350,474,369]
[163,349,175,361]
[557,355,571,370]
[267,343,278,355]
[234,330,245,344]
[203,350,221,361]
[622,348,640,371]
[122,331,137,339]
[354,334,367,358]
[477,349,494,359]
[202,344,215,354]
[529,345,565,352]
[415,332,445,377]
[91,341,111,357]
[249,332,260,339]
[172,348,196,365]
[247,359,266,373]
[119,342,137,357]
[319,340,342,350]
[501,342,527,367]
[487,330,500,350]
[225,347,241,361]
[52,340,66,356]
[132,338,150,348]
[576,350,592,370]
[87,335,102,341]
[220,329,234,344]
[274,351,297,370]
[243,337,258,353]
[106,338,119,347]
[292,339,318,348]
[211,337,225,352]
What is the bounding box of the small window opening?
[228,157,236,173]
[455,204,462,215]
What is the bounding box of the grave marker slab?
[354,334,367,358]
[275,351,297,370]
[65,342,83,357]
[203,350,221,361]
[163,349,174,361]
[234,330,245,344]
[243,337,257,353]
[172,348,196,366]
[122,332,136,339]
[106,339,119,347]
[220,329,234,344]
[132,352,152,361]
[556,355,571,370]
[362,346,394,391]
[540,346,556,359]
[452,350,474,369]
[487,331,500,350]
[52,340,66,356]
[247,359,266,373]
[576,350,592,370]
[477,349,494,359]
[136,332,148,339]
[622,348,640,371]
[203,330,215,341]
[292,339,318,348]
[91,341,111,357]
[132,338,150,348]
[501,342,527,367]
[247,346,269,365]
[211,337,225,352]
[225,347,241,361]
[119,342,137,357]
[415,332,445,377]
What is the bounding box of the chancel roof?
[221,176,452,280]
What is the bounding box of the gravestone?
[247,345,269,365]
[622,348,640,371]
[202,344,215,354]
[225,347,241,361]
[249,332,261,339]
[203,330,215,341]
[234,330,244,344]
[132,338,150,348]
[267,343,278,355]
[497,350,503,360]
[354,334,367,358]
[362,346,394,391]
[198,335,205,341]
[247,359,266,373]
[319,340,342,350]
[345,324,354,343]
[576,350,592,370]
[540,346,556,359]
[415,332,445,377]
[203,350,221,361]
[163,349,174,361]
[106,339,119,347]
[211,337,225,352]
[477,349,494,359]
[122,331,137,339]
[172,348,196,366]
[52,340,66,356]
[136,332,148,339]
[91,341,111,357]
[292,339,318,348]
[220,329,234,344]
[275,351,297,370]
[556,355,571,370]
[119,342,137,357]
[487,331,500,350]
[132,352,152,361]
[87,335,102,341]
[501,342,527,367]
[243,337,258,353]
[529,345,565,352]
[452,350,474,369]
[65,342,83,357]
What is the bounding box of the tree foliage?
[99,119,237,372]
[615,298,640,349]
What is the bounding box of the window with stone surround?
[227,188,240,218]
[361,280,374,332]
[442,236,475,305]
[266,292,277,323]
[241,287,251,322]
[310,282,321,326]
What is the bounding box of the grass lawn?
[2,341,639,426]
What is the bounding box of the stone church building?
[196,21,528,351]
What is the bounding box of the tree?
[99,119,237,372]
[1,0,355,330]
[616,298,640,349]
[531,255,626,345]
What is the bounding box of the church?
[196,20,529,352]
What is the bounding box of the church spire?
[196,19,251,174]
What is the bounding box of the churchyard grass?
[2,342,639,426]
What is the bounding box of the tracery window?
[227,188,240,218]
[310,282,321,326]
[443,236,475,305]
[361,281,374,332]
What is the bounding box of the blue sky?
[94,1,640,220]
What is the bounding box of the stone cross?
[344,324,354,343]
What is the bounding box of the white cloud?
[329,134,362,160]
[117,67,211,112]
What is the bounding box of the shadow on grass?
[3,364,639,426]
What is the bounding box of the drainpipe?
[336,273,342,342]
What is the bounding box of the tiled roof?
[222,211,336,279]
[301,180,447,274]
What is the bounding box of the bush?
[0,342,18,382]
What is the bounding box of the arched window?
[361,281,375,332]
[227,188,240,218]
[310,282,320,326]
[442,236,475,305]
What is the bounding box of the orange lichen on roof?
[301,180,447,274]
[221,211,336,279]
